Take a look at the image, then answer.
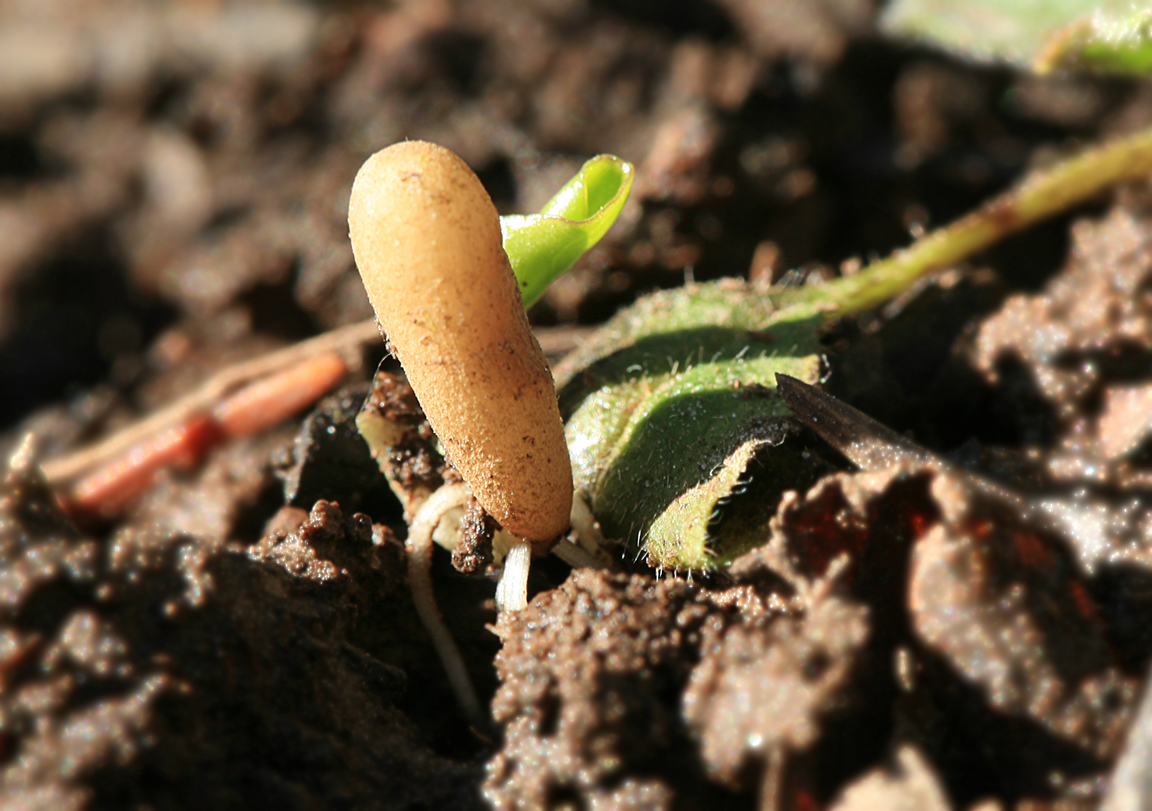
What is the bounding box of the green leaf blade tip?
[501,155,634,307]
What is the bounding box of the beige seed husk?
[349,141,572,545]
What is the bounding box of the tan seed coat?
[349,141,572,545]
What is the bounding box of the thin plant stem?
[810,127,1152,318]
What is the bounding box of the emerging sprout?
[349,140,574,548]
[349,141,630,723]
[502,153,633,306]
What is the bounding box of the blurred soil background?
[5,0,1152,809]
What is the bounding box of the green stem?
[813,127,1152,318]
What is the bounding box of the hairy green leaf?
[555,281,824,569]
[645,439,768,572]
[556,127,1152,571]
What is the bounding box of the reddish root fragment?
[43,320,379,485]
[63,351,350,519]
[212,352,348,438]
[65,415,222,519]
[406,481,486,728]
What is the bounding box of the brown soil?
[5,1,1152,809]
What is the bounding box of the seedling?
[349,141,632,724]
[349,141,577,547]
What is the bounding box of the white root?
[405,483,617,727]
[495,541,532,612]
[405,482,485,728]
[494,493,616,610]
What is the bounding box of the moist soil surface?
[5,1,1152,809]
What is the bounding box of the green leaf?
[501,155,634,307]
[1035,10,1152,76]
[554,127,1152,571]
[646,440,768,571]
[555,281,825,570]
[880,0,1152,76]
